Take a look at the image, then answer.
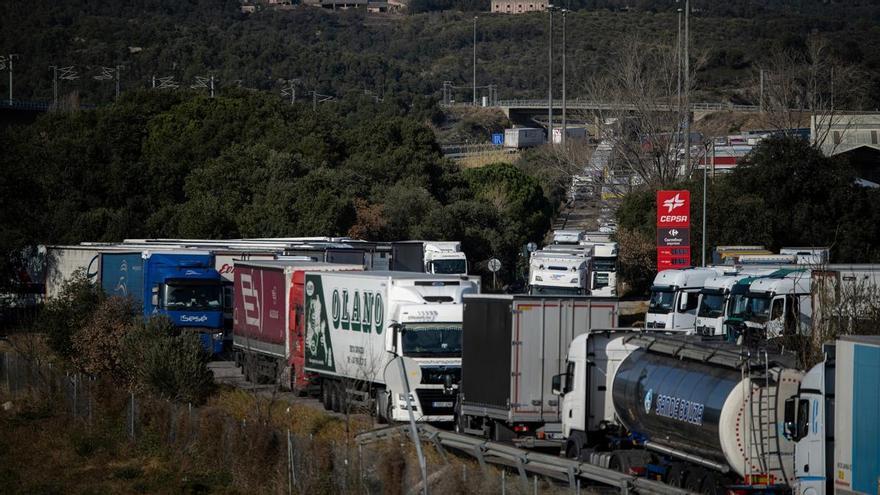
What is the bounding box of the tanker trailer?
[557,334,804,494]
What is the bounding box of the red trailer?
[232,260,361,391]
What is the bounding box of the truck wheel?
[321,382,332,411]
[375,390,388,424]
[684,468,707,492]
[666,464,686,487]
[331,382,343,413]
[700,473,725,495]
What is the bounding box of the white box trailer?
[303,270,480,422]
[44,245,134,299]
[504,128,545,149]
[458,295,619,445]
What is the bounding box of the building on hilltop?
[491,0,547,14]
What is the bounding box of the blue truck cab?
[100,250,225,355]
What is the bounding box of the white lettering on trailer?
[240,272,261,327]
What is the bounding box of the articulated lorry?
[554,333,880,494]
[544,242,618,296]
[231,260,362,391]
[390,241,468,275]
[528,250,591,296]
[100,250,227,354]
[303,271,480,422]
[456,295,619,446]
[729,266,880,340]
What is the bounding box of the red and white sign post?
[656,190,691,271]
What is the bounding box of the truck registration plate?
[432,401,453,408]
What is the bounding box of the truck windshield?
[431,259,467,274]
[738,295,772,323]
[648,288,675,314]
[401,324,462,357]
[531,286,582,296]
[164,281,222,311]
[698,292,725,318]
[591,257,617,272]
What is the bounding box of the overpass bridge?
[450,99,761,126]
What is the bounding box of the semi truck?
[543,243,618,296]
[232,260,362,391]
[694,270,785,337]
[390,241,468,275]
[554,333,880,494]
[730,266,880,341]
[528,250,591,296]
[646,267,730,331]
[303,271,480,422]
[100,250,227,354]
[456,295,619,446]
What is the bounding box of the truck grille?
[416,389,456,416]
[646,321,666,329]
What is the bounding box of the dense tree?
[0,91,556,287]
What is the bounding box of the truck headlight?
[212,332,223,341]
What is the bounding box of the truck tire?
[331,381,343,413]
[684,468,707,492]
[321,382,332,411]
[666,463,686,487]
[375,389,388,424]
[700,472,725,495]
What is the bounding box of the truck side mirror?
[551,373,564,396]
[151,285,160,307]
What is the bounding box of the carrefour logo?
[331,289,383,334]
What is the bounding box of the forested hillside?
[3,0,880,107]
[0,91,552,285]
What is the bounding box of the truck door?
[560,360,584,437]
[790,390,825,495]
[767,296,785,338]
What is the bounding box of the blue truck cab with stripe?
[100,250,225,355]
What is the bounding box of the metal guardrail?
[356,424,698,494]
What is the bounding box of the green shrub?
[38,269,103,359]
[137,327,214,405]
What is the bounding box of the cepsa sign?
[657,190,691,228]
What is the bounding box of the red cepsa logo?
[657,190,691,227]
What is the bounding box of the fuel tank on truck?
[611,342,802,482]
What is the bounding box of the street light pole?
[548,5,554,144]
[702,140,710,267]
[7,54,18,105]
[684,0,691,176]
[473,16,478,106]
[561,9,567,146]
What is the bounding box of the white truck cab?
[695,269,780,337]
[552,230,585,245]
[423,241,468,275]
[528,250,590,296]
[646,267,728,331]
[733,270,812,339]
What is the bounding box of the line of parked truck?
[36,236,880,494]
[41,238,469,357]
